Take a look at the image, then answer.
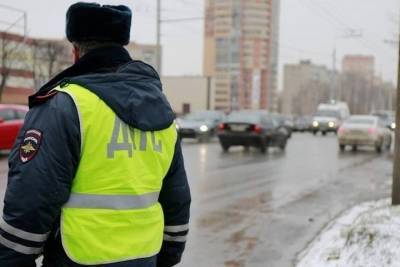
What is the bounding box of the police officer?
[0,2,191,267]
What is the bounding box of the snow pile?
[297,199,400,267]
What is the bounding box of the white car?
[338,115,392,153]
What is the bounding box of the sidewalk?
[296,199,400,267]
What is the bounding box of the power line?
[316,0,393,53]
[302,0,390,57]
[161,17,203,23]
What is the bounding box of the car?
[390,116,396,131]
[176,110,225,142]
[338,115,392,153]
[371,110,395,131]
[274,114,294,138]
[0,104,28,150]
[312,102,350,136]
[217,110,289,153]
[294,116,313,132]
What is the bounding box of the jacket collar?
[29,46,132,107]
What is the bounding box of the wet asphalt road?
[0,133,393,267]
[178,133,392,267]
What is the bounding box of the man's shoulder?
[30,89,79,123]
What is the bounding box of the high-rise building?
[203,0,280,111]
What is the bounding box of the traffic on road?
[0,101,395,266]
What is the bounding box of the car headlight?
[312,121,319,127]
[391,122,396,130]
[328,122,335,128]
[199,125,209,132]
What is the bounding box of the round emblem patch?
[20,129,42,163]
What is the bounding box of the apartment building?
[282,60,333,116]
[204,0,280,111]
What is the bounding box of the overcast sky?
[0,0,399,89]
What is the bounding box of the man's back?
[0,46,191,267]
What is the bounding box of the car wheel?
[279,139,287,150]
[322,131,327,136]
[339,144,345,151]
[375,143,383,153]
[352,145,358,152]
[386,137,392,150]
[221,143,230,152]
[259,140,267,154]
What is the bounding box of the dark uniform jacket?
[0,46,191,267]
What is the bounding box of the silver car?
[176,111,225,142]
[338,115,392,153]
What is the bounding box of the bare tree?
[0,32,22,102]
[30,39,71,91]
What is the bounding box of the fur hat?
[66,2,132,45]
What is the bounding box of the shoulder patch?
[20,129,43,163]
[30,89,59,107]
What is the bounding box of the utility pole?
[206,76,211,110]
[331,47,336,101]
[384,39,399,111]
[156,0,161,74]
[154,0,202,75]
[392,29,400,205]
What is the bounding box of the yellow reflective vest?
[56,83,177,265]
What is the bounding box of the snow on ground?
[296,199,400,267]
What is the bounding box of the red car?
[0,104,29,150]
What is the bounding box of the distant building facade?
[0,32,72,104]
[203,0,280,111]
[162,76,214,115]
[282,60,332,116]
[339,55,393,114]
[126,42,160,71]
[0,31,160,104]
[342,55,374,84]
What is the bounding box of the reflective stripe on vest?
[64,192,159,210]
[57,84,177,265]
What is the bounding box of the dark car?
[274,114,294,138]
[177,110,225,142]
[0,104,28,150]
[217,110,289,153]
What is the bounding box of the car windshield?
[345,118,375,125]
[316,110,340,118]
[184,112,219,121]
[0,109,15,121]
[227,112,262,124]
[372,113,390,120]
